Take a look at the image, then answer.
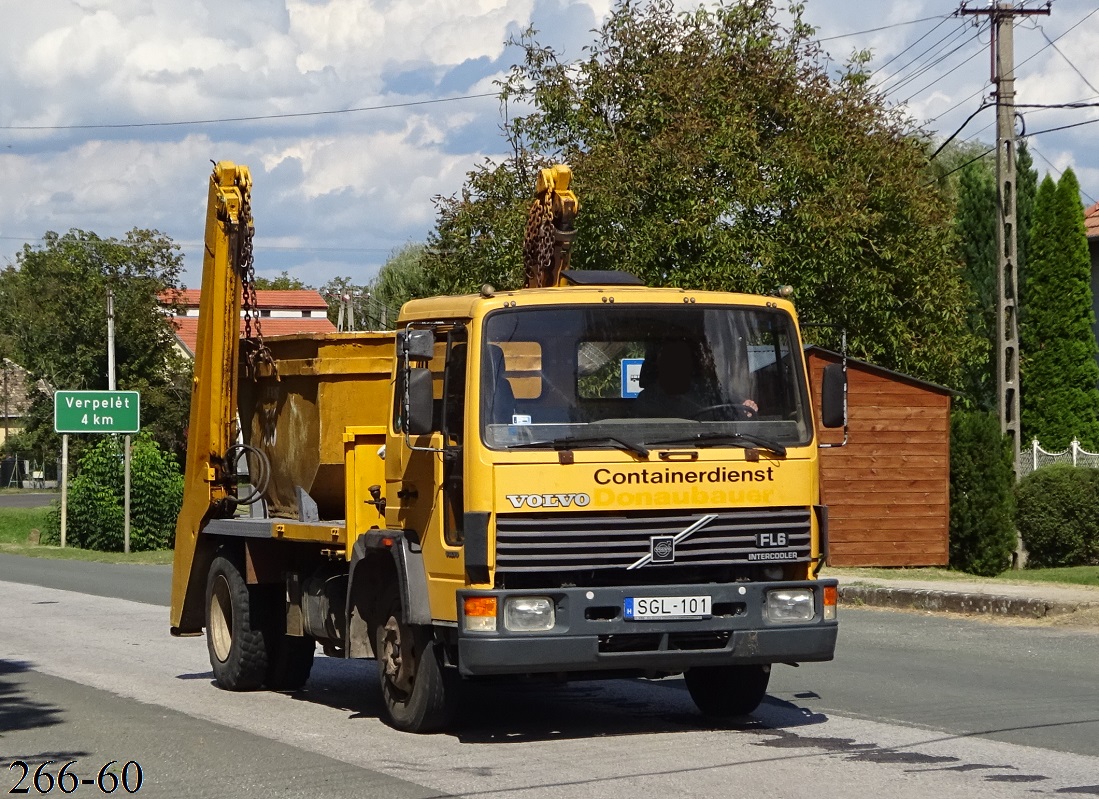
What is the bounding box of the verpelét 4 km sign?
[54,390,140,434]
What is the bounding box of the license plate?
[624,595,712,620]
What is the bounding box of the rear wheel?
[374,585,456,733]
[685,664,771,717]
[205,552,268,691]
[264,632,316,691]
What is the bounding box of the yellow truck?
[171,161,845,732]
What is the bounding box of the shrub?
[1015,464,1099,568]
[44,433,183,551]
[949,410,1016,576]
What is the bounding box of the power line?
[877,22,972,94]
[923,146,995,186]
[0,93,498,132]
[929,102,992,160]
[1026,115,1099,136]
[900,37,988,103]
[869,17,952,80]
[927,7,1096,129]
[818,14,946,42]
[1038,28,1099,96]
[1014,6,1099,73]
[1027,143,1098,205]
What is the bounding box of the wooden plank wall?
[808,352,951,567]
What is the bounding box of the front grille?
[495,506,811,574]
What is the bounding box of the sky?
[2,0,1097,289]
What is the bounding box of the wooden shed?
[806,347,952,567]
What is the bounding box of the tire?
[205,551,269,691]
[265,633,316,691]
[685,664,771,717]
[373,584,456,733]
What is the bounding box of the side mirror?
[399,329,435,361]
[406,367,435,435]
[820,362,846,429]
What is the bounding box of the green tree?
[370,243,430,326]
[427,0,980,386]
[43,433,183,551]
[1020,169,1099,449]
[252,271,310,290]
[0,229,190,460]
[937,140,1037,412]
[949,410,1016,576]
[953,154,998,411]
[1016,141,1038,283]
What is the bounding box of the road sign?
[54,390,140,434]
[621,358,644,398]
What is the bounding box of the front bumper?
[456,580,838,677]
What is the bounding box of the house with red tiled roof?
[161,288,337,358]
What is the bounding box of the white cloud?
[4,0,1099,284]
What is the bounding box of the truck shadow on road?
[0,659,90,769]
[282,657,829,743]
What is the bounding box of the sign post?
[54,390,141,550]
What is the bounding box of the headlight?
[504,596,555,632]
[765,588,815,623]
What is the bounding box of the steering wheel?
[691,403,755,420]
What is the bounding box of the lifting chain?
[523,190,557,289]
[237,193,278,381]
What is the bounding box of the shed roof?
[805,346,954,396]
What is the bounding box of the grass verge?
[0,506,52,545]
[0,506,173,564]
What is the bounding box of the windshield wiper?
[509,435,650,458]
[648,431,786,457]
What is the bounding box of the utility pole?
[959,2,1049,478]
[960,2,1049,567]
[106,289,131,554]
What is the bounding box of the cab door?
[385,325,468,621]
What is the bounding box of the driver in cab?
[633,339,758,420]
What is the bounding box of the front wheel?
[685,664,771,717]
[374,586,456,733]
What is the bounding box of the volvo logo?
[651,536,676,564]
[627,514,719,570]
[505,493,591,509]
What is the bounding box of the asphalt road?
[2,556,1098,798]
[0,492,58,509]
[0,553,171,605]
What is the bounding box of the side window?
[441,335,467,442]
[440,329,467,547]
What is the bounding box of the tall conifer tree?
[1020,168,1099,449]
[955,159,997,410]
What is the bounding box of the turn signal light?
[463,596,498,632]
[823,585,837,621]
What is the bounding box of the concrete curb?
[838,584,1097,619]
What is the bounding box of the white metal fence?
[1021,438,1099,477]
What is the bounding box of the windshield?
[481,304,812,451]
